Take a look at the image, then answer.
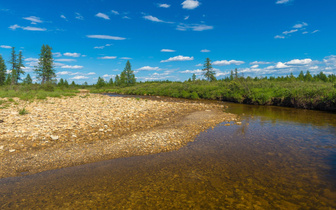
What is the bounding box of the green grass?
[18,107,28,115]
[90,80,336,111]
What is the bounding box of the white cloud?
[158,4,170,8]
[274,35,285,39]
[120,57,132,60]
[9,24,46,31]
[53,52,62,57]
[0,45,11,49]
[180,69,203,75]
[177,23,213,31]
[24,58,38,62]
[23,16,43,24]
[251,65,259,69]
[64,52,81,57]
[95,13,110,20]
[213,60,245,66]
[123,16,131,19]
[55,59,76,62]
[184,16,190,20]
[201,49,210,53]
[75,12,84,20]
[137,66,161,71]
[161,55,194,62]
[293,22,308,29]
[275,62,289,68]
[302,31,308,34]
[102,74,115,78]
[161,49,176,52]
[283,29,298,35]
[9,24,20,30]
[87,35,126,40]
[143,15,168,23]
[57,71,73,75]
[111,10,119,15]
[60,15,67,20]
[312,30,319,34]
[94,43,112,49]
[182,0,200,10]
[250,61,271,65]
[88,72,96,75]
[195,63,203,67]
[98,56,117,59]
[72,76,89,80]
[285,58,312,65]
[276,0,290,4]
[61,65,83,69]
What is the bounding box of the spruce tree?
[5,74,11,85]
[96,77,105,88]
[58,78,64,86]
[23,74,32,84]
[192,73,196,82]
[119,71,126,86]
[202,58,216,81]
[108,78,114,86]
[35,44,56,84]
[115,75,120,86]
[9,47,17,85]
[124,61,136,85]
[0,54,6,86]
[16,51,25,82]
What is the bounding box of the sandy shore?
[0,94,238,178]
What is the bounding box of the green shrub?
[19,107,28,115]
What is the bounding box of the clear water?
[1,103,335,209]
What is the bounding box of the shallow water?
[1,102,336,209]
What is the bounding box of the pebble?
[9,149,16,153]
[51,135,59,140]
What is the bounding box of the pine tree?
[123,61,136,86]
[23,74,32,84]
[35,44,56,84]
[5,74,11,85]
[64,79,69,88]
[58,78,64,86]
[119,71,126,86]
[9,47,17,85]
[305,70,313,81]
[16,51,25,82]
[202,58,216,81]
[115,75,120,86]
[192,73,196,82]
[297,71,305,81]
[108,78,114,86]
[96,77,105,88]
[0,54,6,86]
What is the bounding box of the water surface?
[1,102,336,209]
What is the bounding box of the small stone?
[9,149,16,153]
[72,134,77,138]
[236,122,242,125]
[99,129,104,132]
[0,145,4,150]
[51,135,59,140]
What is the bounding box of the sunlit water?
[1,102,336,209]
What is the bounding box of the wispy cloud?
[95,12,110,20]
[182,0,200,10]
[283,29,298,35]
[177,23,213,31]
[213,60,245,66]
[143,15,173,24]
[75,12,84,20]
[293,22,308,29]
[161,49,176,52]
[71,76,89,80]
[61,65,84,69]
[285,58,312,65]
[98,56,117,59]
[23,16,43,24]
[158,3,170,8]
[53,52,62,57]
[276,0,291,4]
[111,10,119,15]
[0,45,11,49]
[94,44,112,49]
[120,57,132,60]
[274,35,285,39]
[87,35,126,40]
[60,15,67,21]
[137,66,161,71]
[55,59,76,62]
[9,24,47,31]
[161,55,194,63]
[64,52,81,57]
[201,49,210,53]
[250,61,272,65]
[180,69,203,75]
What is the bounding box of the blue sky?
[0,0,336,84]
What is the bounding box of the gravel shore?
[0,94,237,178]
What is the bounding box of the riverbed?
[0,98,335,209]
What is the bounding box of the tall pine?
[35,44,56,84]
[202,58,216,81]
[124,60,136,86]
[0,54,6,85]
[9,47,17,85]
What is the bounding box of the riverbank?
[91,80,336,112]
[0,94,238,178]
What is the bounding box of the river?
[0,100,335,209]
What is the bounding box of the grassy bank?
[90,80,336,111]
[0,84,78,105]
